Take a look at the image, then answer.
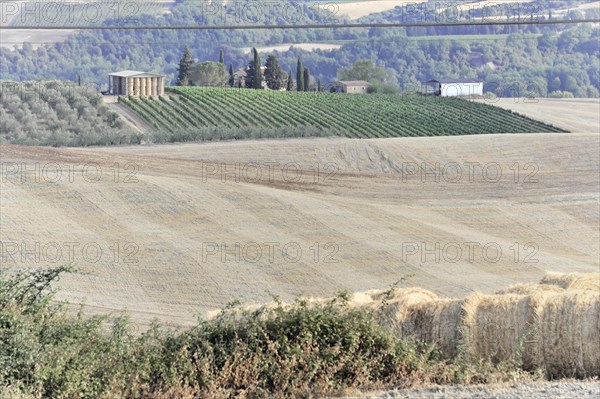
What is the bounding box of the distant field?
[476,98,600,133]
[239,43,342,54]
[0,0,173,48]
[323,0,426,20]
[118,87,565,141]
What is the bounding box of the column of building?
[151,77,157,97]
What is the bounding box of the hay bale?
[376,288,438,336]
[462,293,535,364]
[496,283,565,295]
[401,297,465,357]
[541,272,600,292]
[534,290,600,378]
[348,290,381,310]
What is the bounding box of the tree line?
[1,0,597,97]
[176,47,323,92]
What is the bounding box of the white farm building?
[426,79,484,98]
[108,70,166,97]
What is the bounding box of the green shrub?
[0,267,539,398]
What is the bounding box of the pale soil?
[475,98,600,133]
[1,128,598,328]
[344,380,600,399]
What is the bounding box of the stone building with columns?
[108,70,166,96]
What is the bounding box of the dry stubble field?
[0,99,598,329]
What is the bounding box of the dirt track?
[1,129,598,328]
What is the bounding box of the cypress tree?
[286,70,294,91]
[296,58,304,92]
[176,46,194,86]
[303,68,310,92]
[254,48,262,89]
[246,48,256,89]
[228,64,234,87]
[219,49,224,64]
[317,79,322,92]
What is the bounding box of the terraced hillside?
[118,87,566,139]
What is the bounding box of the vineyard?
[119,87,567,139]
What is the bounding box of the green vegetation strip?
[1,267,541,399]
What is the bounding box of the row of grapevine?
[119,88,567,140]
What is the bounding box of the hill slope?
[119,87,566,140]
[1,132,597,328]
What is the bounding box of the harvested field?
[474,98,600,133]
[1,130,598,329]
[324,0,426,20]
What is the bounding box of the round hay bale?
[496,283,565,295]
[518,292,551,371]
[401,297,465,357]
[348,290,380,310]
[376,287,438,336]
[462,293,534,364]
[534,290,600,378]
[540,272,600,292]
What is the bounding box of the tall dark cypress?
[303,68,310,92]
[228,64,234,87]
[286,70,294,91]
[253,48,262,90]
[296,58,304,92]
[219,50,224,64]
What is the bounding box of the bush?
[0,267,540,398]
